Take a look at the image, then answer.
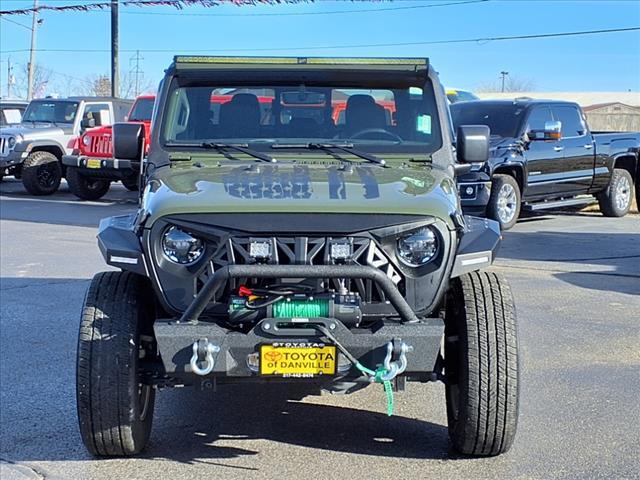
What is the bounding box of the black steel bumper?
[62,155,139,180]
[458,171,491,216]
[153,317,443,380]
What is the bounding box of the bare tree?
[76,72,154,98]
[13,63,52,99]
[477,75,536,93]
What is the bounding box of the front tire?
[444,270,519,456]
[67,167,111,200]
[486,174,521,230]
[21,151,61,195]
[598,168,633,217]
[122,175,139,191]
[76,271,156,456]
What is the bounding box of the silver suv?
[0,97,131,195]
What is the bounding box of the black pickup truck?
[452,99,640,229]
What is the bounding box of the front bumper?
[62,155,139,180]
[153,316,443,381]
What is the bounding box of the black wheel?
[122,176,139,191]
[77,271,156,456]
[66,167,111,200]
[444,270,519,456]
[598,168,633,217]
[486,174,521,230]
[21,151,62,195]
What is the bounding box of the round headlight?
[82,135,91,146]
[7,136,17,148]
[397,227,438,266]
[162,226,204,265]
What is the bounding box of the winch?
[228,287,362,325]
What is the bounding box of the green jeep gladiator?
[76,56,519,457]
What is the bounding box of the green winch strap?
[355,362,395,417]
[383,380,394,417]
[272,298,329,318]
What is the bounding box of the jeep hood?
[1,123,68,140]
[142,162,459,228]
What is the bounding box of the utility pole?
[500,71,509,93]
[111,0,119,98]
[6,57,12,98]
[27,0,39,101]
[130,50,144,97]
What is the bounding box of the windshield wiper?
[165,142,276,163]
[272,143,386,166]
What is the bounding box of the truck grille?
[195,236,404,303]
[86,133,112,157]
[0,135,10,157]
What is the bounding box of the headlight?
[82,135,91,146]
[7,136,17,148]
[162,226,204,264]
[396,227,438,266]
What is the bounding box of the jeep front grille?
[195,236,404,303]
[0,136,10,157]
[87,134,112,156]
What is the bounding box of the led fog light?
[249,239,272,261]
[330,239,352,263]
[396,227,438,267]
[162,226,204,265]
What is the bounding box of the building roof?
[476,92,640,107]
[582,102,640,112]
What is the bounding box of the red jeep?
[62,94,155,200]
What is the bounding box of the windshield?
[161,83,442,154]
[450,103,525,138]
[22,100,79,124]
[129,97,155,122]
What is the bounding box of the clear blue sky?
[1,0,639,98]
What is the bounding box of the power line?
[117,0,490,17]
[0,15,33,31]
[2,26,639,54]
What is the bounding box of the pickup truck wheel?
[66,167,111,200]
[444,271,519,456]
[77,271,156,456]
[21,151,62,195]
[487,175,521,230]
[122,176,139,191]
[598,168,633,217]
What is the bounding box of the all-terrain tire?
[598,168,634,217]
[486,174,521,230]
[77,271,156,456]
[444,270,519,456]
[21,151,62,195]
[122,176,139,191]
[67,167,111,200]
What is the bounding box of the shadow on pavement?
[498,230,640,295]
[0,178,138,228]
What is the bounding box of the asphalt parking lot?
[1,178,639,480]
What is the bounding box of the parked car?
[76,55,520,458]
[451,99,640,229]
[62,94,155,200]
[0,100,28,127]
[0,97,132,195]
[446,88,479,104]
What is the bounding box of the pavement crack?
[0,457,47,479]
[0,280,85,292]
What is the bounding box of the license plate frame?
[259,343,337,377]
[86,158,102,169]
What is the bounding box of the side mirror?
[529,120,561,141]
[81,118,95,130]
[113,122,145,160]
[456,125,490,163]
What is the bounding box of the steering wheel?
[348,128,403,143]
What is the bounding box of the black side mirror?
[81,118,95,130]
[113,122,145,160]
[456,125,490,163]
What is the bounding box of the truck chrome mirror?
[530,120,562,141]
[113,122,145,161]
[456,125,490,163]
